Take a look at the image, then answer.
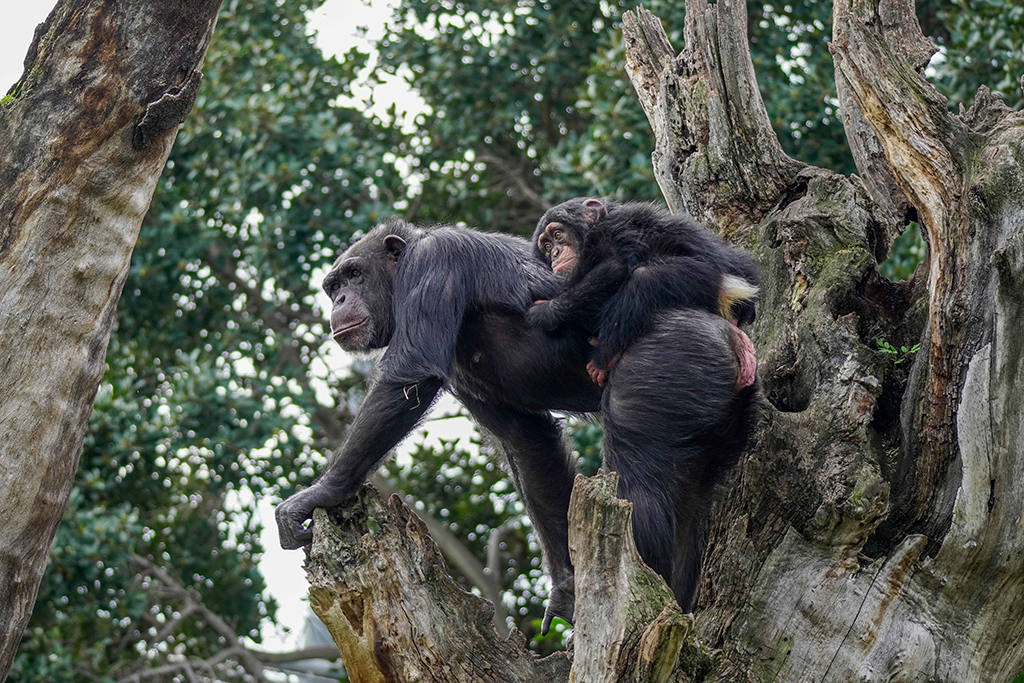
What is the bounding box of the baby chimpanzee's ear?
[582,198,607,224]
[384,234,407,261]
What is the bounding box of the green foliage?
[928,0,1024,111]
[569,418,604,477]
[876,339,921,364]
[12,490,146,680]
[880,223,927,280]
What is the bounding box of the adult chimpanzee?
[275,218,756,630]
[529,197,759,385]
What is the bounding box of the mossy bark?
[624,2,1024,680]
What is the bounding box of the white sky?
[1,0,473,656]
[0,6,50,91]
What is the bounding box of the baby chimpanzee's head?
[533,197,610,275]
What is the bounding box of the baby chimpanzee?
[528,197,759,385]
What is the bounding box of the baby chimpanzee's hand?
[525,299,562,331]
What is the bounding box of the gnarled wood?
[621,2,1024,680]
[0,1,221,675]
[833,65,912,255]
[623,3,803,231]
[832,0,973,549]
[306,487,569,682]
[306,473,717,682]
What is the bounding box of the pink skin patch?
[731,323,757,389]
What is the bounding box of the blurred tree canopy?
[12,0,1022,678]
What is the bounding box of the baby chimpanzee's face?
[536,222,579,275]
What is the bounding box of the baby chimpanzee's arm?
[525,257,629,332]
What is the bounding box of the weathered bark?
[306,472,715,682]
[0,1,220,675]
[622,2,1024,681]
[567,472,712,683]
[305,486,571,682]
[305,2,1022,681]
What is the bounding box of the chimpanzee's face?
[536,222,580,276]
[532,197,609,277]
[322,229,406,351]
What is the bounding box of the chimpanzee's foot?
[586,360,608,387]
[541,575,576,635]
[586,352,621,388]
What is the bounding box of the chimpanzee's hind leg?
[592,257,722,373]
[459,395,577,633]
[601,309,754,609]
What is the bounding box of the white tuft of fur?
[719,275,759,319]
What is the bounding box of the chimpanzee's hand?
[275,483,338,550]
[525,299,563,331]
[541,573,575,635]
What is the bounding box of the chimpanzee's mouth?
[552,256,575,275]
[332,317,369,339]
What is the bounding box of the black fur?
[529,197,759,371]
[275,219,755,627]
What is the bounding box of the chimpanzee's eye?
[350,268,361,279]
[552,228,563,241]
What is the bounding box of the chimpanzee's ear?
[384,234,407,261]
[581,198,607,225]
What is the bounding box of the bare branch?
[477,149,551,214]
[623,2,803,228]
[132,556,267,681]
[831,0,963,241]
[251,645,340,664]
[485,521,513,636]
[151,603,198,646]
[833,67,913,252]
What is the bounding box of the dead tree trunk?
[622,1,1024,680]
[305,1,1023,681]
[0,1,221,675]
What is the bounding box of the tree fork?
[621,1,1024,679]
[305,473,713,682]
